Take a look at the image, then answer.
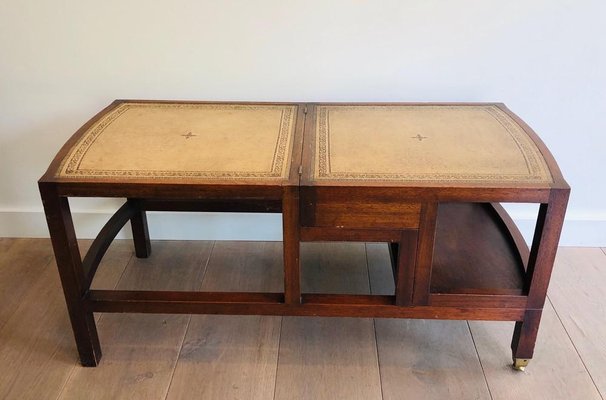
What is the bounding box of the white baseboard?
[1,210,604,247]
[0,210,283,241]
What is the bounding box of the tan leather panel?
[313,105,552,184]
[57,103,297,181]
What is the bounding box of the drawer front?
[303,199,422,229]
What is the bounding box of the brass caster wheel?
[512,358,530,372]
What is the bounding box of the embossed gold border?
[58,103,296,180]
[315,105,553,183]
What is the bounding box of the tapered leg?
[394,231,418,306]
[511,188,569,371]
[511,309,542,371]
[128,199,152,258]
[39,183,102,366]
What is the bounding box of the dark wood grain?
[139,198,282,213]
[303,199,421,229]
[39,182,102,366]
[282,186,301,304]
[300,227,401,242]
[128,199,151,258]
[87,289,525,320]
[81,201,135,288]
[510,188,569,361]
[394,230,418,306]
[431,203,526,296]
[411,203,438,305]
[511,309,543,360]
[524,189,570,308]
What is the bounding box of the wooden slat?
[55,182,285,200]
[167,242,283,400]
[0,241,131,400]
[469,300,601,400]
[139,198,282,213]
[368,242,491,400]
[89,290,284,305]
[274,242,382,400]
[88,296,526,320]
[300,226,401,242]
[547,247,606,397]
[303,294,392,306]
[429,293,527,309]
[58,241,212,400]
[301,185,553,204]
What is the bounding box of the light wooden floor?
[0,238,604,400]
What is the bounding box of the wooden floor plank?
[0,238,54,329]
[0,237,13,253]
[368,243,491,400]
[194,241,284,293]
[167,242,283,400]
[274,243,382,400]
[365,243,395,296]
[469,301,602,400]
[376,319,492,400]
[4,240,604,400]
[300,242,370,294]
[547,247,606,397]
[59,241,212,400]
[0,240,132,400]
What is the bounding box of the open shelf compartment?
[430,202,529,297]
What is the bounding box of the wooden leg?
[524,189,570,309]
[394,231,418,306]
[128,199,151,258]
[388,242,399,281]
[282,187,301,305]
[39,183,102,366]
[511,188,569,370]
[411,203,438,305]
[511,309,542,371]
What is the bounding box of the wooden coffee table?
[39,101,569,370]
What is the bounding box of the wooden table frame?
[39,101,569,370]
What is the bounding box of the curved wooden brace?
[489,202,531,271]
[82,201,136,289]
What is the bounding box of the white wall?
[1,0,604,245]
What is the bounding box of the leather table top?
[48,101,557,190]
[56,102,297,182]
[310,104,552,186]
